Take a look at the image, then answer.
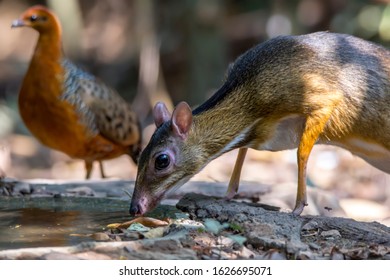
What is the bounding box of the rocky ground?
[0,178,389,260]
[0,133,389,259]
[2,134,390,222]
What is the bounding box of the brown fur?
[130,32,390,216]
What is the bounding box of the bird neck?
[23,27,65,100]
[32,18,64,62]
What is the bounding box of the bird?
[11,5,142,179]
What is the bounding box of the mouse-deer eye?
[154,153,171,171]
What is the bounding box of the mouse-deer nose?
[129,203,140,216]
[129,197,148,216]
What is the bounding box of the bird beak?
[11,19,25,28]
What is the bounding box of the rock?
[238,246,256,259]
[90,232,111,241]
[217,236,235,247]
[66,186,95,196]
[11,182,31,195]
[261,249,287,260]
[40,252,82,260]
[143,227,165,239]
[0,179,388,260]
[176,193,390,259]
[330,251,345,260]
[309,242,321,250]
[320,230,342,239]
[210,248,232,259]
[123,231,143,240]
[124,239,197,260]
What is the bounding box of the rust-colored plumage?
[12,5,141,178]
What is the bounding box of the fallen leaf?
[107,217,168,229]
[106,223,122,229]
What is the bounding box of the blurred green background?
[0,0,390,181]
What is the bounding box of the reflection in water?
[0,208,129,250]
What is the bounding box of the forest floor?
[0,134,389,259]
[1,133,389,223]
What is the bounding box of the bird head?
[11,5,61,34]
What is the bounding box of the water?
[0,196,179,250]
[0,197,131,250]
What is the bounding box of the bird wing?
[61,59,140,147]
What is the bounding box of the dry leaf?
[107,217,168,229]
[106,223,122,229]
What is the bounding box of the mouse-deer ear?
[153,102,171,128]
[171,102,192,140]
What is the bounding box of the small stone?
[286,240,309,254]
[301,220,319,235]
[238,246,256,259]
[12,182,31,195]
[123,231,143,240]
[217,236,235,247]
[309,242,321,250]
[174,218,203,228]
[330,247,345,260]
[143,227,165,239]
[299,251,321,260]
[262,249,287,260]
[330,252,345,260]
[210,248,230,260]
[320,229,341,239]
[90,232,111,241]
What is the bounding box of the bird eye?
[29,15,38,22]
[155,154,170,170]
[29,15,47,22]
